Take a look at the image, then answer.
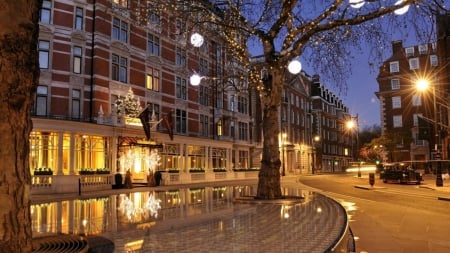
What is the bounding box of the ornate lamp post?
[281,132,287,176]
[416,79,443,187]
[347,115,360,177]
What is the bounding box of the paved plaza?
[32,177,352,253]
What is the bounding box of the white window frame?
[40,0,52,24]
[412,94,422,106]
[409,58,419,70]
[112,18,128,43]
[390,61,399,73]
[176,47,186,67]
[147,33,160,56]
[405,47,414,57]
[74,7,84,30]
[73,46,82,74]
[418,44,428,55]
[391,79,400,90]
[430,55,438,66]
[72,89,81,119]
[112,54,127,83]
[146,66,160,91]
[36,85,48,116]
[39,40,50,69]
[392,96,401,109]
[393,115,403,128]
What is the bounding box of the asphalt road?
[293,173,450,253]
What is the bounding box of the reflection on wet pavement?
[32,185,347,253]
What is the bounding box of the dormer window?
[405,47,414,57]
[418,44,428,55]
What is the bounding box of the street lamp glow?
[288,59,302,74]
[416,79,430,92]
[346,120,355,129]
[314,135,320,142]
[190,73,203,86]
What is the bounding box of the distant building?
[376,12,450,162]
[311,75,353,172]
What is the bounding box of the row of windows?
[282,89,311,110]
[35,90,250,140]
[391,113,428,128]
[389,55,438,73]
[391,95,422,109]
[40,1,84,30]
[281,107,307,126]
[39,2,202,72]
[404,43,437,57]
[35,86,81,118]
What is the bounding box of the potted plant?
[34,167,53,175]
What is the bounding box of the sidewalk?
[352,173,450,194]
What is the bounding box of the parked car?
[379,163,422,185]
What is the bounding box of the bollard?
[369,173,375,187]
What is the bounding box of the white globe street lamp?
[349,0,365,9]
[394,0,410,15]
[288,59,302,74]
[190,33,204,47]
[190,73,203,86]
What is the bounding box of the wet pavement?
[31,178,351,253]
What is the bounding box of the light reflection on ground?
[31,185,348,253]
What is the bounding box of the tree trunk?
[256,69,283,199]
[0,1,40,252]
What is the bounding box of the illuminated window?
[146,67,160,91]
[29,132,58,173]
[74,135,109,171]
[113,0,128,8]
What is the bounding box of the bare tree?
[0,1,41,252]
[146,0,446,199]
